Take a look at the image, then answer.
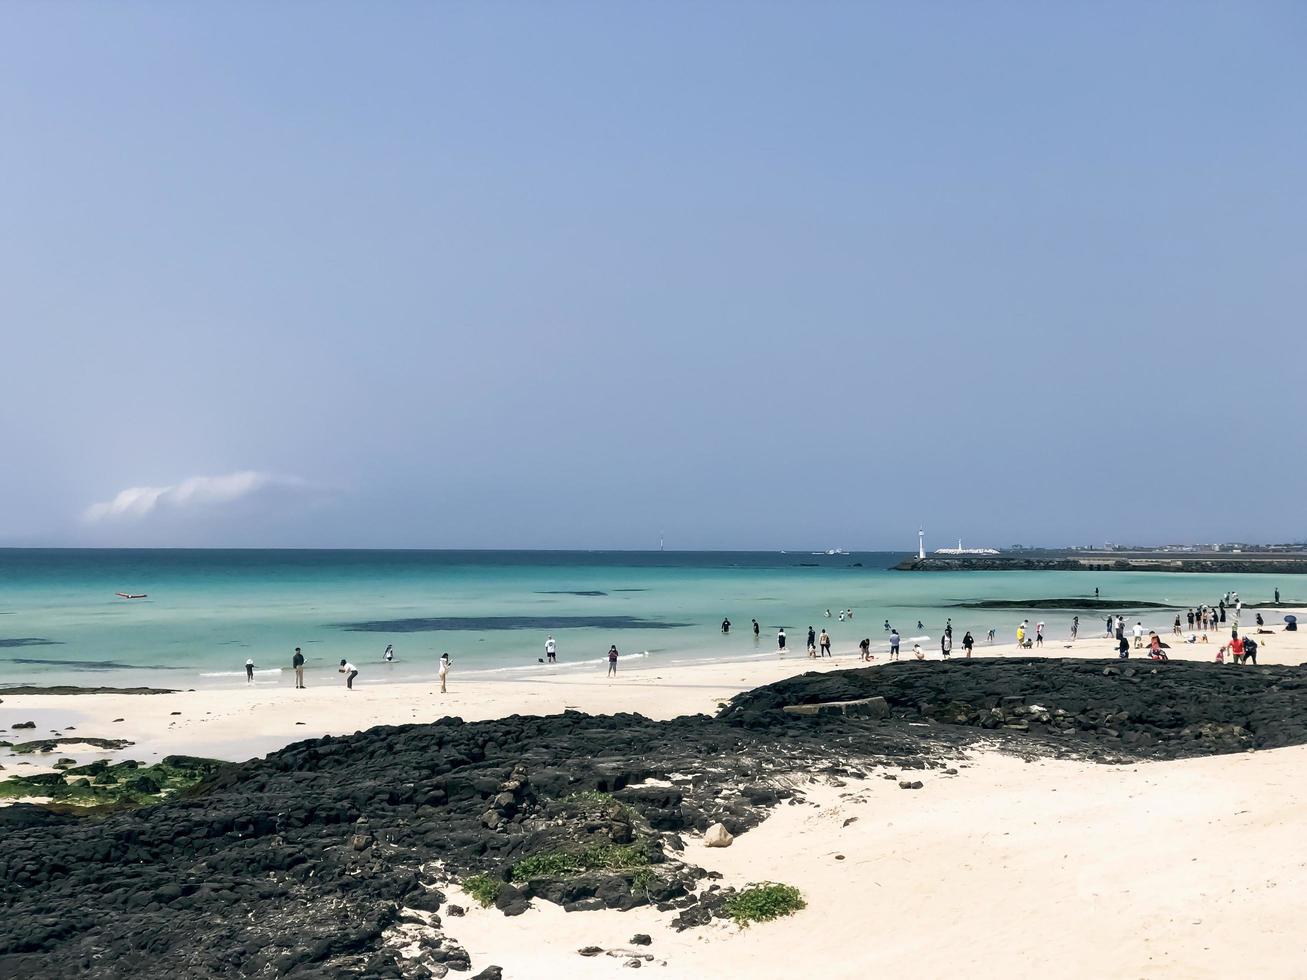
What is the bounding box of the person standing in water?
[339,659,358,690]
[777,628,787,652]
[438,652,451,693]
[721,617,731,633]
[292,647,305,689]
[606,645,619,676]
[245,657,255,683]
[545,635,557,663]
[383,644,394,663]
[752,619,760,638]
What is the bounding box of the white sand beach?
[4,614,1306,978]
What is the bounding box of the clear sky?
[2,2,1304,550]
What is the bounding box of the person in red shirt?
[1229,635,1245,664]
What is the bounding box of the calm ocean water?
[0,549,1287,689]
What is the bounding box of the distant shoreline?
[897,554,1307,574]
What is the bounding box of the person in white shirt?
[544,635,557,663]
[439,653,452,693]
[1133,622,1144,648]
[339,659,358,690]
[383,644,394,663]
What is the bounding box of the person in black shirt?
[292,647,305,689]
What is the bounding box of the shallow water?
[0,549,1285,689]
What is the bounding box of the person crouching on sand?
[913,643,924,660]
[339,659,357,689]
[607,645,619,676]
[859,637,871,661]
[438,652,451,693]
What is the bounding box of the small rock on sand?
[898,780,924,790]
[704,822,733,847]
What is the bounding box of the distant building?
[935,538,1000,556]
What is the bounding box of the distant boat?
[810,548,849,556]
[115,592,148,599]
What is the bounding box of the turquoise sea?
[0,549,1288,689]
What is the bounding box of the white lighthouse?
[918,527,926,561]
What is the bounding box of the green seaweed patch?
[510,843,651,882]
[0,755,225,808]
[723,882,806,926]
[557,789,634,819]
[462,873,501,908]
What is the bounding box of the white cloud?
[83,471,302,523]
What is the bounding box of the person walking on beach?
[245,657,255,683]
[1071,616,1079,640]
[1105,615,1113,637]
[545,635,557,663]
[339,659,358,690]
[1035,622,1044,647]
[819,628,831,657]
[807,626,816,655]
[962,630,974,657]
[889,629,901,660]
[607,645,619,676]
[1133,621,1144,649]
[292,647,305,689]
[438,652,451,693]
[941,633,951,659]
[777,628,788,653]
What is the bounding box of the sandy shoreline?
[4,613,1303,765]
[4,615,1307,978]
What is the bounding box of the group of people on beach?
[244,646,455,693]
[241,587,1287,693]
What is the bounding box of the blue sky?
[2,2,1304,549]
